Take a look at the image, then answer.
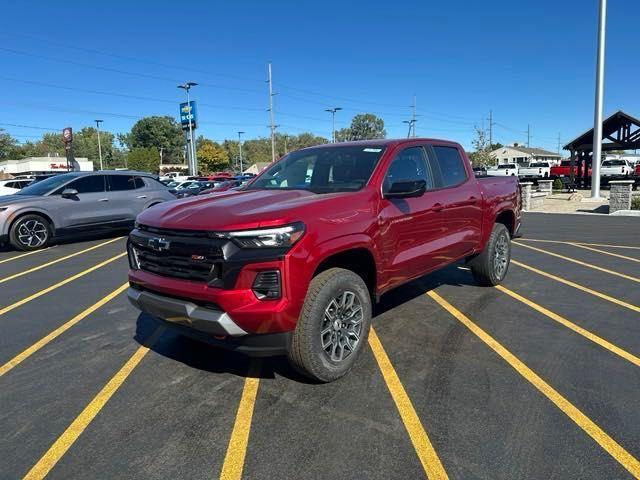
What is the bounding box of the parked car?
[0,171,175,251]
[173,181,216,198]
[472,166,487,177]
[159,171,189,183]
[127,139,521,382]
[198,179,243,194]
[634,163,640,187]
[518,161,552,180]
[167,180,202,195]
[488,163,519,176]
[600,159,634,181]
[550,159,592,179]
[0,179,33,196]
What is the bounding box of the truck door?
[377,146,444,289]
[428,145,483,259]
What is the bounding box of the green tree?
[126,147,160,173]
[347,114,386,140]
[334,127,352,142]
[73,127,117,168]
[0,129,19,159]
[468,126,495,166]
[122,116,184,165]
[197,139,229,173]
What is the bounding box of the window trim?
[380,145,436,197]
[426,144,470,191]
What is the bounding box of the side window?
[383,147,432,194]
[66,175,105,194]
[133,176,146,189]
[107,175,135,191]
[432,146,468,188]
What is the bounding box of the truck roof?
[298,138,461,151]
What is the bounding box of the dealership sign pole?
[62,127,73,172]
[178,82,198,176]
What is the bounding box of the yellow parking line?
[219,361,261,480]
[369,327,449,480]
[0,252,127,317]
[0,247,53,265]
[0,237,122,284]
[511,260,640,314]
[514,241,640,284]
[518,238,640,251]
[567,242,640,264]
[22,327,163,480]
[427,291,640,479]
[495,285,640,368]
[0,283,128,377]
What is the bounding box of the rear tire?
[470,223,511,286]
[9,214,52,251]
[288,268,372,383]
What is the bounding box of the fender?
[2,207,57,237]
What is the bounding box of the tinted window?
[17,173,79,196]
[433,146,467,187]
[107,175,135,191]
[133,176,146,189]
[602,160,625,166]
[383,147,432,193]
[248,145,385,193]
[66,175,105,194]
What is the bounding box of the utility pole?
[94,119,103,170]
[178,82,198,175]
[487,110,496,147]
[267,63,276,162]
[557,133,562,156]
[283,134,289,153]
[526,124,531,148]
[591,0,607,199]
[325,107,342,143]
[159,147,164,166]
[237,131,245,173]
[411,95,417,137]
[402,120,415,138]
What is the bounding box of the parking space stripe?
[0,247,53,265]
[567,242,640,264]
[369,327,449,480]
[495,285,640,368]
[511,259,640,314]
[0,283,128,378]
[518,238,640,251]
[427,291,640,479]
[219,361,261,480]
[514,241,640,284]
[0,237,122,284]
[22,327,164,480]
[0,252,127,317]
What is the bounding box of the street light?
[94,119,103,170]
[177,82,198,175]
[238,131,245,173]
[325,107,342,143]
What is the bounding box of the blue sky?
[1,0,638,153]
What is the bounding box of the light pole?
[94,119,103,170]
[237,131,245,173]
[325,107,342,143]
[178,82,198,175]
[591,0,607,199]
[403,119,416,138]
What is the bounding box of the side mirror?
[384,180,427,199]
[61,188,78,198]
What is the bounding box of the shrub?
[631,195,640,210]
[553,178,563,191]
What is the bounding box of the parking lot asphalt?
[0,212,639,480]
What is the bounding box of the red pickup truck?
[127,139,521,381]
[550,159,592,179]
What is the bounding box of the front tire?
[470,223,511,286]
[9,214,52,251]
[288,268,372,383]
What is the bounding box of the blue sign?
[179,101,197,130]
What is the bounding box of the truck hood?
[136,188,362,231]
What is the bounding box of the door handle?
[136,195,147,199]
[432,203,444,212]
[98,198,109,202]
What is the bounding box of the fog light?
[252,270,281,299]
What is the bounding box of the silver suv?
[0,171,176,251]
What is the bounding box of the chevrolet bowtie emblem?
[148,237,170,252]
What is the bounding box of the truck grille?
[129,227,226,283]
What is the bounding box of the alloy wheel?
[320,290,363,363]
[493,234,509,279]
[17,219,48,248]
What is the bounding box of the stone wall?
[609,180,634,213]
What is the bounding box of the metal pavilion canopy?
[563,110,640,187]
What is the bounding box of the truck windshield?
[248,145,386,193]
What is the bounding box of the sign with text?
[179,101,197,130]
[62,127,73,150]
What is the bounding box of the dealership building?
[0,156,94,176]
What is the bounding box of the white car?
[0,179,33,196]
[488,164,519,176]
[600,159,634,180]
[519,161,552,180]
[160,171,189,183]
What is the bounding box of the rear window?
[107,175,135,191]
[529,162,548,167]
[498,164,515,169]
[432,146,467,187]
[602,160,625,166]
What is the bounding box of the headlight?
[225,222,305,249]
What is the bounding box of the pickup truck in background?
[127,139,521,382]
[634,163,640,185]
[518,161,552,180]
[550,159,592,180]
[488,163,519,176]
[600,159,635,182]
